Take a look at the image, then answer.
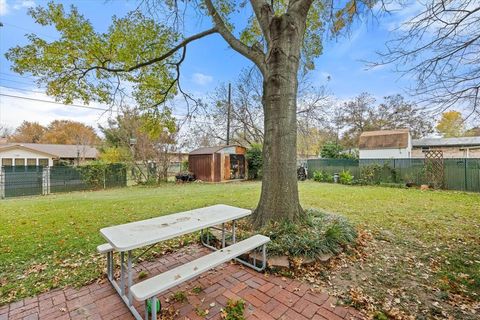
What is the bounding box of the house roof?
[0,143,99,158]
[359,129,410,150]
[412,136,480,147]
[189,145,243,155]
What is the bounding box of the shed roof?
[189,145,244,155]
[412,136,480,147]
[359,129,410,150]
[0,143,98,158]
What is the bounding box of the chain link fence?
[0,163,127,199]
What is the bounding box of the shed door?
[189,155,212,182]
[214,153,221,182]
[224,155,231,180]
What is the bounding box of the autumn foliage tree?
[9,120,99,147]
[436,111,465,138]
[9,121,46,143]
[7,1,381,226]
[100,108,177,182]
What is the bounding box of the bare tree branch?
[204,0,267,76]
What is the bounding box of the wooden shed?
[188,145,247,182]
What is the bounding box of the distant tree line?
[7,120,99,146]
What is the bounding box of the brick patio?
[1,244,364,320]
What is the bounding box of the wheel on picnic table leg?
[147,299,161,314]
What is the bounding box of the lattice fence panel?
[424,150,445,189]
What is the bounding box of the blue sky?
[0,0,420,130]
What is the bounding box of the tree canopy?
[436,110,465,138]
[9,120,99,145]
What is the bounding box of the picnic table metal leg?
[261,243,267,270]
[232,220,236,243]
[151,297,158,319]
[221,223,226,248]
[107,251,113,281]
[144,301,149,320]
[128,250,133,306]
[120,251,125,296]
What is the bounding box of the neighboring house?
[412,137,480,158]
[188,145,247,182]
[358,129,412,159]
[0,143,98,166]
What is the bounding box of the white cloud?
[0,0,35,16]
[382,1,424,32]
[0,0,9,16]
[191,72,213,86]
[0,86,112,132]
[13,0,34,10]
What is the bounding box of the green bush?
[320,142,358,159]
[78,162,127,189]
[312,170,333,182]
[339,170,353,185]
[246,144,262,180]
[181,160,189,171]
[360,163,398,185]
[260,209,357,259]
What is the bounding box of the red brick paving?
[3,244,365,320]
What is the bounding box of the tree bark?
[252,13,306,227]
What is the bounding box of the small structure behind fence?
[0,163,127,199]
[306,158,480,193]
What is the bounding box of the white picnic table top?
[100,204,251,251]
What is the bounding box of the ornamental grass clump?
[261,209,357,259]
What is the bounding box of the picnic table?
[98,204,269,320]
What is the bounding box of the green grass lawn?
[1,181,479,316]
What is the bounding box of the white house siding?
[359,148,411,159]
[0,148,53,166]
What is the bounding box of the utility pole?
[226,82,231,145]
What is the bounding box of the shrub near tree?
[320,141,357,159]
[246,144,263,180]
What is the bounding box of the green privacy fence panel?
[2,166,43,198]
[306,158,480,193]
[306,159,361,179]
[50,166,88,193]
[1,163,127,198]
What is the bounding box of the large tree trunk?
[252,14,306,227]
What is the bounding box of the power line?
[1,85,47,93]
[0,93,112,112]
[1,22,57,40]
[0,72,37,80]
[0,78,40,86]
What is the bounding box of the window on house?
[27,158,37,166]
[38,158,49,167]
[1,158,13,166]
[14,158,25,166]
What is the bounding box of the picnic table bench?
[97,204,270,320]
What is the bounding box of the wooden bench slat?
[130,235,270,301]
[97,243,113,254]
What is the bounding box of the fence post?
[42,166,51,195]
[0,166,4,199]
[464,159,468,191]
[103,167,106,189]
